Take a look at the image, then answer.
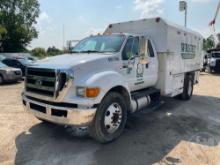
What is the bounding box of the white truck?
[206,49,220,73]
[22,18,203,143]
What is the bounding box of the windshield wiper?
[71,50,115,54]
[80,50,103,53]
[71,51,81,53]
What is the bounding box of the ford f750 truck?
[22,18,203,143]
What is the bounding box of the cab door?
[142,38,158,87]
[120,36,158,91]
[120,36,141,91]
[130,36,158,90]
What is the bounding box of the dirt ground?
[0,73,220,165]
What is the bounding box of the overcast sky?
[30,0,220,49]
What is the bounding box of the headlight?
[76,87,100,98]
[6,70,12,74]
[210,59,216,66]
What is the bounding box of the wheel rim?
[104,103,123,134]
[188,80,192,96]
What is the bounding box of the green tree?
[47,46,63,56]
[0,25,7,51]
[0,0,40,52]
[215,33,220,49]
[31,47,47,58]
[203,35,215,50]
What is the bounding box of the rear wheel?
[180,74,194,100]
[89,92,127,143]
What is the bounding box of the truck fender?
[84,71,131,104]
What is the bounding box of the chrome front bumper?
[22,95,97,126]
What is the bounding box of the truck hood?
[33,53,114,69]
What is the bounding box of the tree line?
[203,34,220,51]
[31,46,66,59]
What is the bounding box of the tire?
[180,74,194,101]
[89,92,128,143]
[0,75,4,85]
[209,67,215,73]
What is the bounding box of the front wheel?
[89,92,128,143]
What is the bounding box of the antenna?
[63,24,65,50]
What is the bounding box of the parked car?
[0,53,38,62]
[2,58,34,76]
[0,62,22,84]
[0,55,5,61]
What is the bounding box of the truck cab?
[207,49,220,73]
[22,18,202,143]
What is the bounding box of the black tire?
[202,67,207,72]
[89,92,128,143]
[209,67,215,73]
[0,75,4,85]
[180,74,194,101]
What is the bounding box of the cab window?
[132,37,139,55]
[148,41,155,57]
[3,60,14,66]
[122,37,139,60]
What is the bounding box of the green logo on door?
[136,63,144,78]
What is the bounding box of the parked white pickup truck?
[22,18,203,143]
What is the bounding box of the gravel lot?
[0,73,220,165]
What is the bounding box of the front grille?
[26,68,57,97]
[25,67,67,99]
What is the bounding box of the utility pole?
[179,1,188,28]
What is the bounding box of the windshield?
[72,35,125,53]
[0,62,7,68]
[18,59,34,65]
[212,53,220,58]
